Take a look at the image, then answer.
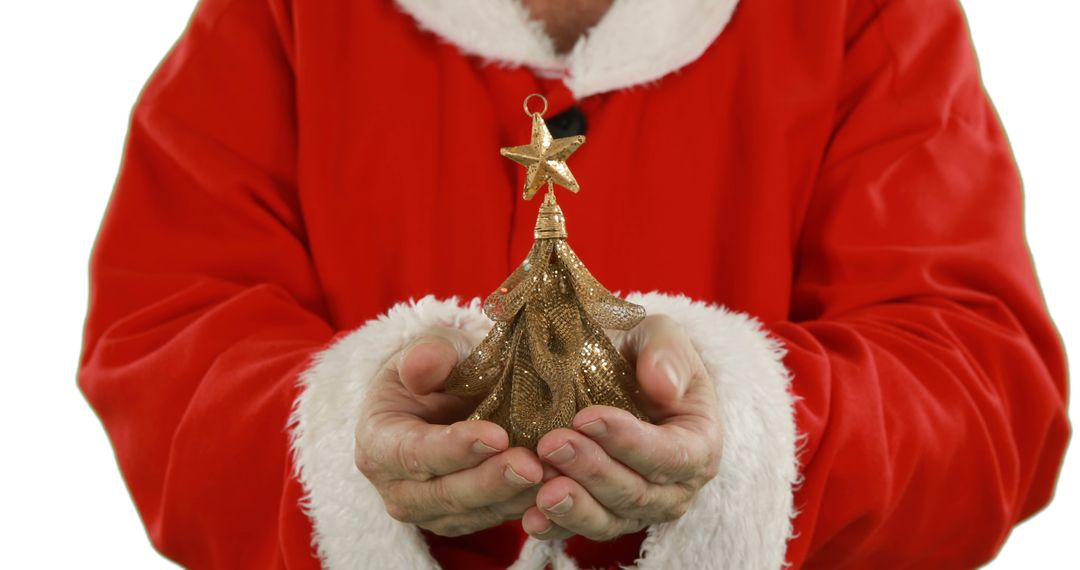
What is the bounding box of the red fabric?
[79,0,1069,568]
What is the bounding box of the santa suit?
[79,0,1069,568]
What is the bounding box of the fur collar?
[393,0,741,98]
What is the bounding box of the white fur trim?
[290,292,797,569]
[392,0,741,98]
[289,297,489,569]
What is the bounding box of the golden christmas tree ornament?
[444,94,648,450]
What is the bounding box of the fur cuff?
[619,292,797,569]
[290,293,797,569]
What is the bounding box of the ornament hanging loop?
[523,93,548,117]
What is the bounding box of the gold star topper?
[500,94,585,200]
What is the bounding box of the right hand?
[354,328,547,537]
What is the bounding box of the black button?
[545,106,587,138]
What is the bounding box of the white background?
[0,1,1075,567]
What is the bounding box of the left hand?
[521,314,724,541]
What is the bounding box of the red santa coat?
[79,0,1069,568]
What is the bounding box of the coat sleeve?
[78,0,332,567]
[775,0,1069,566]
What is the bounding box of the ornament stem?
[534,186,567,240]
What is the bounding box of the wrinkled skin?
[354,315,724,541]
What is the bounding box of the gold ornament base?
[445,190,647,449]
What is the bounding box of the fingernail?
[658,356,684,398]
[545,494,574,515]
[544,442,576,465]
[504,465,536,487]
[472,440,499,454]
[533,520,554,536]
[576,419,607,438]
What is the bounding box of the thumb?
[623,315,709,418]
[397,327,473,396]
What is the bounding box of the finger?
[537,428,690,520]
[572,406,721,485]
[418,486,540,535]
[541,463,561,482]
[361,357,474,425]
[356,417,508,481]
[535,476,642,542]
[419,488,547,537]
[487,487,540,519]
[522,506,575,541]
[398,328,474,395]
[418,512,504,537]
[388,447,543,521]
[621,315,714,419]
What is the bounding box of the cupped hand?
[354,328,549,537]
[521,314,723,541]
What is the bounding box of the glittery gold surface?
[445,98,646,449]
[500,112,585,200]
